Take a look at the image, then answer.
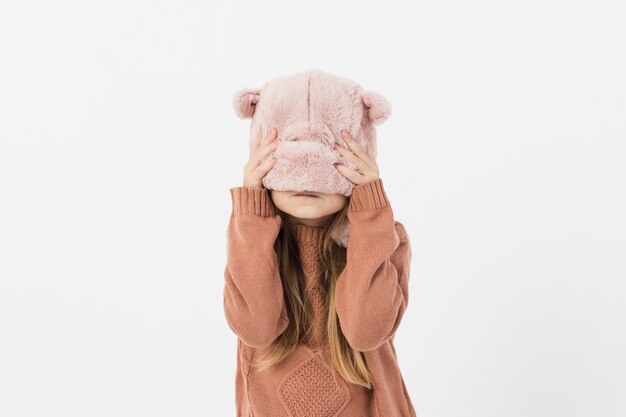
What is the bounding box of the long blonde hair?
[249,199,374,389]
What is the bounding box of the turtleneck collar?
[288,223,324,243]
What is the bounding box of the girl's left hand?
[333,130,380,186]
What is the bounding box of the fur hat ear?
[232,87,261,119]
[360,90,392,125]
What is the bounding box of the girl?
[224,69,415,417]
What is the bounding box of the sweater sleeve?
[223,186,289,348]
[334,178,412,352]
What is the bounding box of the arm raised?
[223,186,289,348]
[335,178,412,352]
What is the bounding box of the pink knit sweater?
[224,178,416,417]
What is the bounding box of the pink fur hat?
[232,68,392,247]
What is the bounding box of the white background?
[1,1,625,416]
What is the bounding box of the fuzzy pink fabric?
[232,68,392,247]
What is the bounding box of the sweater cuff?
[230,186,276,216]
[348,178,390,212]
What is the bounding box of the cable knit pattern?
[224,178,417,417]
[292,224,328,351]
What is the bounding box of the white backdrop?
[1,1,625,416]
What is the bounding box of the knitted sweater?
[224,178,416,417]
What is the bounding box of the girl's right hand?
[243,127,279,188]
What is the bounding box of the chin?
[288,208,326,218]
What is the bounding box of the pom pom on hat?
[232,87,260,119]
[361,90,392,125]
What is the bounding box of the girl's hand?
[243,127,279,188]
[333,130,380,185]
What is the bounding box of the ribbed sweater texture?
[224,178,416,417]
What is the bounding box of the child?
[224,69,415,417]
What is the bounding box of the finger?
[251,127,263,149]
[340,130,372,166]
[250,138,279,168]
[334,163,364,185]
[365,140,375,159]
[255,156,277,176]
[335,142,370,174]
[261,130,280,151]
[261,127,278,147]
